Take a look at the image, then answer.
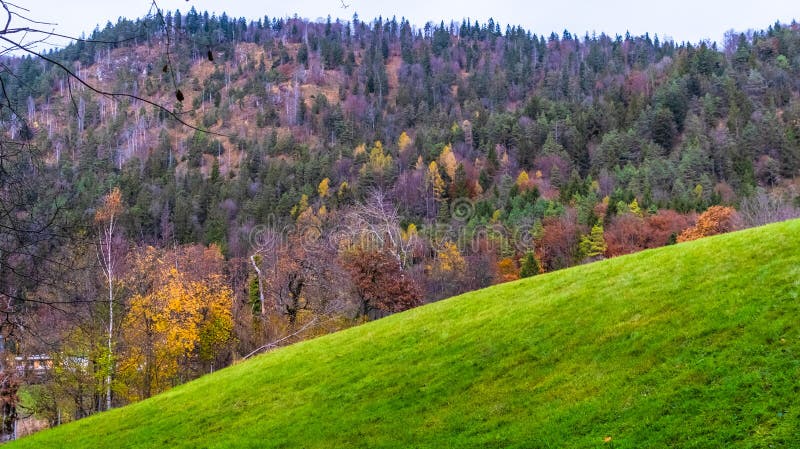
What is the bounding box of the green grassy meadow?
[12,220,800,448]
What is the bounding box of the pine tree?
[629,198,643,217]
[519,251,540,277]
[579,224,607,259]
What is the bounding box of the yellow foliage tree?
[436,241,466,273]
[354,143,366,156]
[401,223,418,241]
[496,257,519,283]
[119,267,233,401]
[397,131,412,153]
[629,198,643,217]
[693,184,704,201]
[359,141,393,179]
[337,181,349,199]
[318,178,330,198]
[296,202,323,241]
[291,194,310,219]
[516,171,530,189]
[95,187,123,224]
[438,144,457,180]
[426,161,445,202]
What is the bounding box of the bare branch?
[242,306,347,359]
[1,1,11,35]
[0,35,225,136]
[2,26,144,45]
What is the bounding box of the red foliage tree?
[605,210,694,257]
[604,214,648,257]
[539,211,583,271]
[342,247,422,319]
[646,210,695,245]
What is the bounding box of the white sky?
[11,0,800,52]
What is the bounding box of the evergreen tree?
[579,224,607,259]
[519,251,540,277]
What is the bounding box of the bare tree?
[249,254,267,316]
[345,189,414,269]
[739,188,800,228]
[94,188,123,411]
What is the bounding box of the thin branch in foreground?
[0,35,226,137]
[243,305,347,360]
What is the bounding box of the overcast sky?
[14,0,800,51]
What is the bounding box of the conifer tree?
[579,224,607,259]
[519,251,540,277]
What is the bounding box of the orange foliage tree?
[677,206,740,243]
[495,257,520,283]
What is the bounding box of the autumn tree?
[677,206,740,242]
[342,247,421,319]
[496,257,520,283]
[359,141,394,186]
[604,214,648,256]
[539,211,583,271]
[645,210,694,245]
[605,210,694,256]
[397,131,412,153]
[118,246,233,401]
[250,220,343,331]
[269,242,310,327]
[428,241,467,299]
[425,161,446,219]
[345,190,415,269]
[438,143,458,181]
[516,171,532,190]
[628,198,643,217]
[318,178,331,198]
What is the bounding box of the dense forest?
[2,7,800,434]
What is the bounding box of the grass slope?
[13,220,800,448]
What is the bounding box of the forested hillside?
[10,220,800,448]
[2,7,800,435]
[6,11,800,256]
